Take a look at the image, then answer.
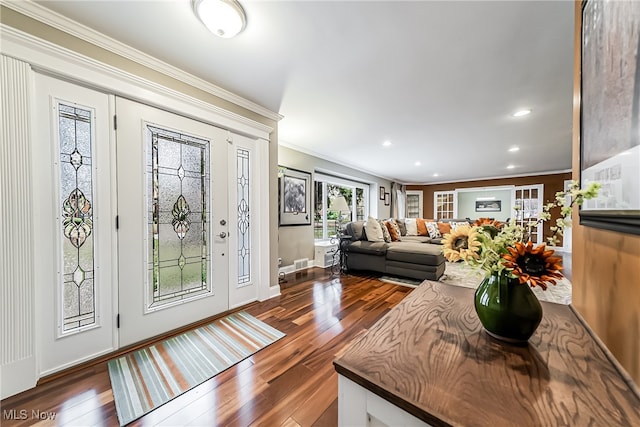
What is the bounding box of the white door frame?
[1,24,276,397]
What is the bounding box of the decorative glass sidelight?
[147,125,210,308]
[237,148,251,285]
[58,103,96,332]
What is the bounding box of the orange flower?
[473,217,503,229]
[501,241,563,290]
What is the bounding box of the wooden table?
[333,281,640,427]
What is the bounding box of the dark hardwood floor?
[1,269,412,427]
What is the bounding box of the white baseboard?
[279,259,320,275]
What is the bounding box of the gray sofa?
[342,220,446,281]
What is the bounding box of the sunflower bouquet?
[442,181,600,290]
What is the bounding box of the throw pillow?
[364,216,384,242]
[425,221,442,239]
[385,219,401,241]
[416,218,429,236]
[450,221,471,231]
[404,218,418,236]
[396,218,407,236]
[378,219,392,243]
[349,221,367,240]
[437,221,451,235]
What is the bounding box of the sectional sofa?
[341,218,442,281]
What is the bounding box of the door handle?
[219,232,227,238]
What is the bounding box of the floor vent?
[294,258,309,270]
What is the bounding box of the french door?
[513,185,544,244]
[115,98,231,347]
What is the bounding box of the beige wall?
[571,1,640,385]
[1,5,282,287]
[407,172,572,243]
[278,145,391,266]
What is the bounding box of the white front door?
[34,74,116,375]
[115,98,230,347]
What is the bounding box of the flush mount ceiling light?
[512,109,532,117]
[508,147,520,152]
[382,140,392,147]
[507,164,516,169]
[193,0,247,38]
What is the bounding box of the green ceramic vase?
[474,272,543,343]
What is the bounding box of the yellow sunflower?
[442,225,481,262]
[501,241,563,290]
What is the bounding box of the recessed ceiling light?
[508,147,520,152]
[382,140,392,147]
[414,161,421,166]
[507,164,515,169]
[433,173,439,177]
[512,109,531,117]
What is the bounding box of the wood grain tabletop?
[334,280,640,427]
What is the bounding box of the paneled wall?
[1,56,37,398]
[571,2,640,385]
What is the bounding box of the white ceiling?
[31,0,575,184]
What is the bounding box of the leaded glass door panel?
[116,98,229,347]
[228,135,259,308]
[34,73,116,376]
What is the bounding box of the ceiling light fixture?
[415,161,421,166]
[508,147,520,152]
[433,173,439,177]
[512,109,532,117]
[193,0,247,39]
[383,140,392,147]
[507,164,515,169]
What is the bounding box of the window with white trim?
[314,173,369,239]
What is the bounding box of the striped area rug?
[108,311,285,426]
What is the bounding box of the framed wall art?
[580,0,640,235]
[279,167,312,226]
[475,200,501,212]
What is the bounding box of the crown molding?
[412,169,572,186]
[2,0,283,122]
[1,24,274,139]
